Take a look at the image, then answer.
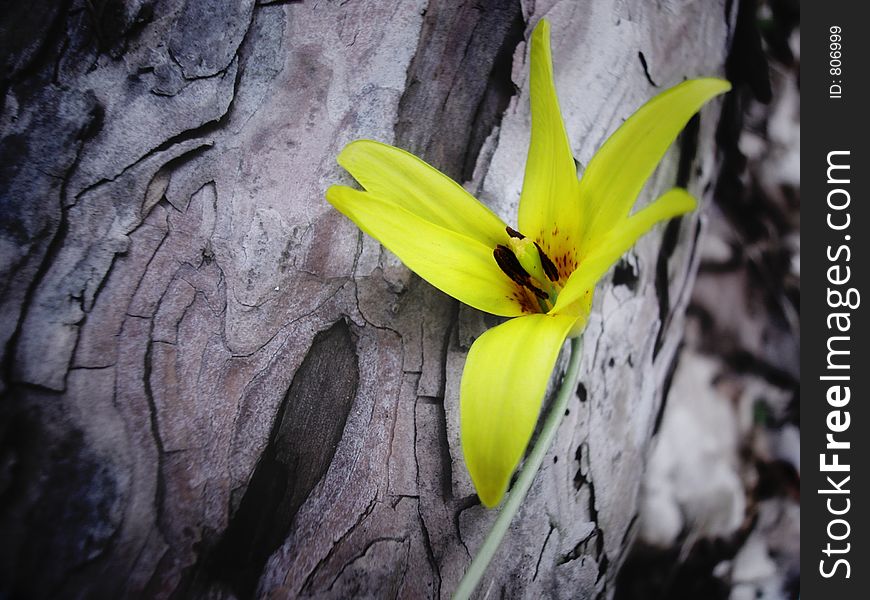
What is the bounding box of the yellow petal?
[578,78,730,246]
[460,313,578,507]
[517,19,581,263]
[552,188,696,313]
[327,185,527,317]
[337,139,508,247]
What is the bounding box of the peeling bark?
[0,1,734,598]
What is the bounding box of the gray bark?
[0,0,734,598]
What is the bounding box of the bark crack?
[325,536,408,592]
[533,522,556,580]
[299,494,379,596]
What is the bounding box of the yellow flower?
[326,19,729,507]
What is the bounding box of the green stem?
[453,336,584,600]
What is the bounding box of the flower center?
[494,227,561,312]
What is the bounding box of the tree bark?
[0,1,734,598]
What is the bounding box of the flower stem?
[454,336,584,600]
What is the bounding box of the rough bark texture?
[0,1,734,598]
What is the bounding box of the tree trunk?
[0,1,734,598]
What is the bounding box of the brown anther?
[506,226,524,239]
[527,283,549,300]
[493,245,528,287]
[493,245,549,300]
[534,241,560,282]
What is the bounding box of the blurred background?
[616,1,800,598]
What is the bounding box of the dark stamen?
[535,242,560,282]
[527,283,550,300]
[506,226,524,239]
[494,245,549,300]
[493,245,526,285]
